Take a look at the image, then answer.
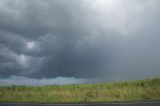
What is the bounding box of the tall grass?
[0,78,160,103]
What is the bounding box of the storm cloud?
[0,0,160,84]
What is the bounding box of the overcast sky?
[0,0,160,85]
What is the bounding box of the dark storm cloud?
[0,0,107,78]
[0,0,160,82]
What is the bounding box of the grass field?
[0,78,160,103]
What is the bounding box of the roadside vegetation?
[0,78,160,103]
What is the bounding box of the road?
[0,102,160,106]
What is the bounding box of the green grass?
[0,78,160,103]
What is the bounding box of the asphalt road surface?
[0,102,160,106]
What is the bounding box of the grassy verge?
[0,78,160,103]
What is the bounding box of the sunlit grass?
[0,78,160,103]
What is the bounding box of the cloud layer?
[0,75,86,86]
[0,0,160,83]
